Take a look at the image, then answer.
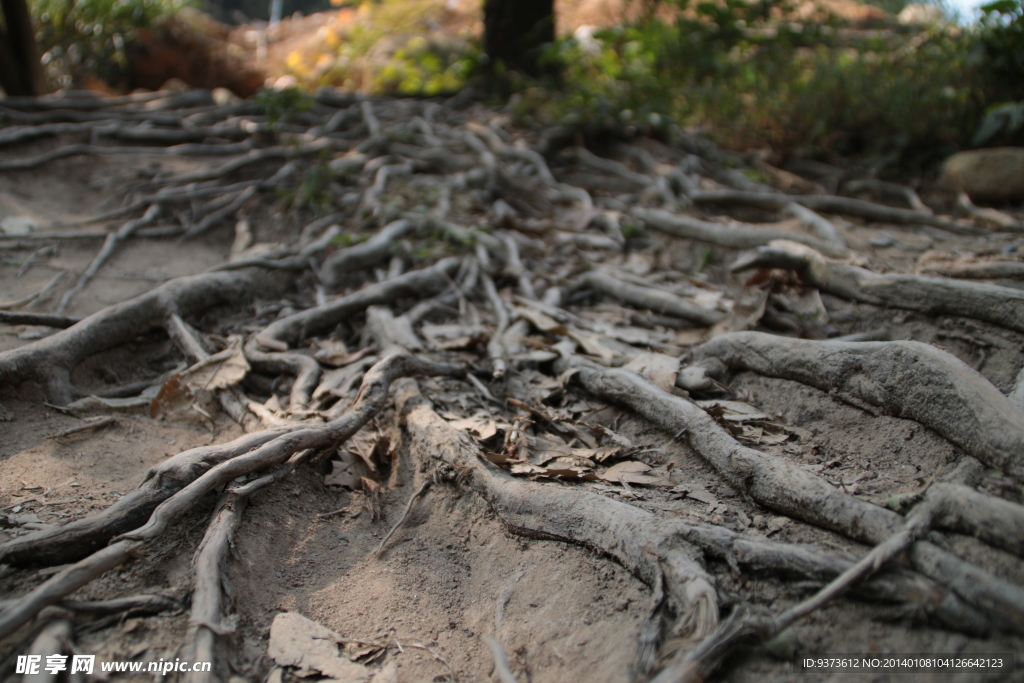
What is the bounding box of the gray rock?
[940,147,1024,203]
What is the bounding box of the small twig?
[481,272,510,378]
[467,373,503,406]
[47,416,116,439]
[0,272,66,310]
[56,204,161,314]
[375,480,432,557]
[317,506,350,520]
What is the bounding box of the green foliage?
[280,0,479,96]
[331,232,370,247]
[977,0,1024,95]
[32,0,194,87]
[527,0,1003,164]
[373,36,480,96]
[539,24,672,129]
[620,219,645,240]
[254,87,314,129]
[279,153,335,214]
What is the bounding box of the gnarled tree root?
[0,267,291,404]
[247,258,462,409]
[255,257,461,349]
[0,430,287,567]
[555,356,1022,634]
[579,271,724,327]
[319,218,418,289]
[731,240,1024,334]
[655,494,937,682]
[0,353,463,641]
[688,331,1024,479]
[396,380,719,676]
[686,189,984,236]
[183,490,248,683]
[394,379,988,678]
[634,208,847,258]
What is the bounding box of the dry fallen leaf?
[324,449,371,490]
[311,338,349,365]
[599,461,671,487]
[180,338,250,392]
[268,612,370,682]
[670,484,718,505]
[624,351,681,392]
[573,445,624,463]
[447,414,509,441]
[525,433,574,465]
[513,306,567,334]
[565,328,616,361]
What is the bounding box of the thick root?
[689,331,1024,478]
[732,240,1024,334]
[634,208,847,258]
[0,267,291,404]
[556,355,1023,634]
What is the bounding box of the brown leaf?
[311,338,349,365]
[150,374,187,419]
[180,338,249,392]
[268,613,370,682]
[324,449,371,489]
[573,445,624,463]
[513,307,567,335]
[447,414,509,441]
[599,461,671,487]
[565,328,616,361]
[623,351,680,392]
[525,433,574,465]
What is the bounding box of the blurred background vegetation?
[19,0,1024,168]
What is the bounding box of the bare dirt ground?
[1,88,1023,683]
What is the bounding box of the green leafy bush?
[255,86,314,128]
[32,0,194,88]
[528,0,997,165]
[976,0,1024,97]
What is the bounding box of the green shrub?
[976,0,1024,98]
[255,86,314,128]
[32,0,194,88]
[527,0,993,165]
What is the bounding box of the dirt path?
[0,89,1023,683]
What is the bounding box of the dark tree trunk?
[0,0,45,96]
[483,0,555,78]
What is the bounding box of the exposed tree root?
[732,240,1024,334]
[394,378,998,679]
[319,218,417,289]
[0,353,462,641]
[634,208,848,258]
[183,490,249,683]
[0,432,294,569]
[255,258,461,349]
[397,380,719,675]
[55,204,162,314]
[686,189,986,236]
[579,271,724,327]
[0,267,291,404]
[917,260,1024,279]
[3,89,1023,682]
[688,331,1024,478]
[556,356,1021,634]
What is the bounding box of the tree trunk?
[0,0,45,96]
[483,0,555,78]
